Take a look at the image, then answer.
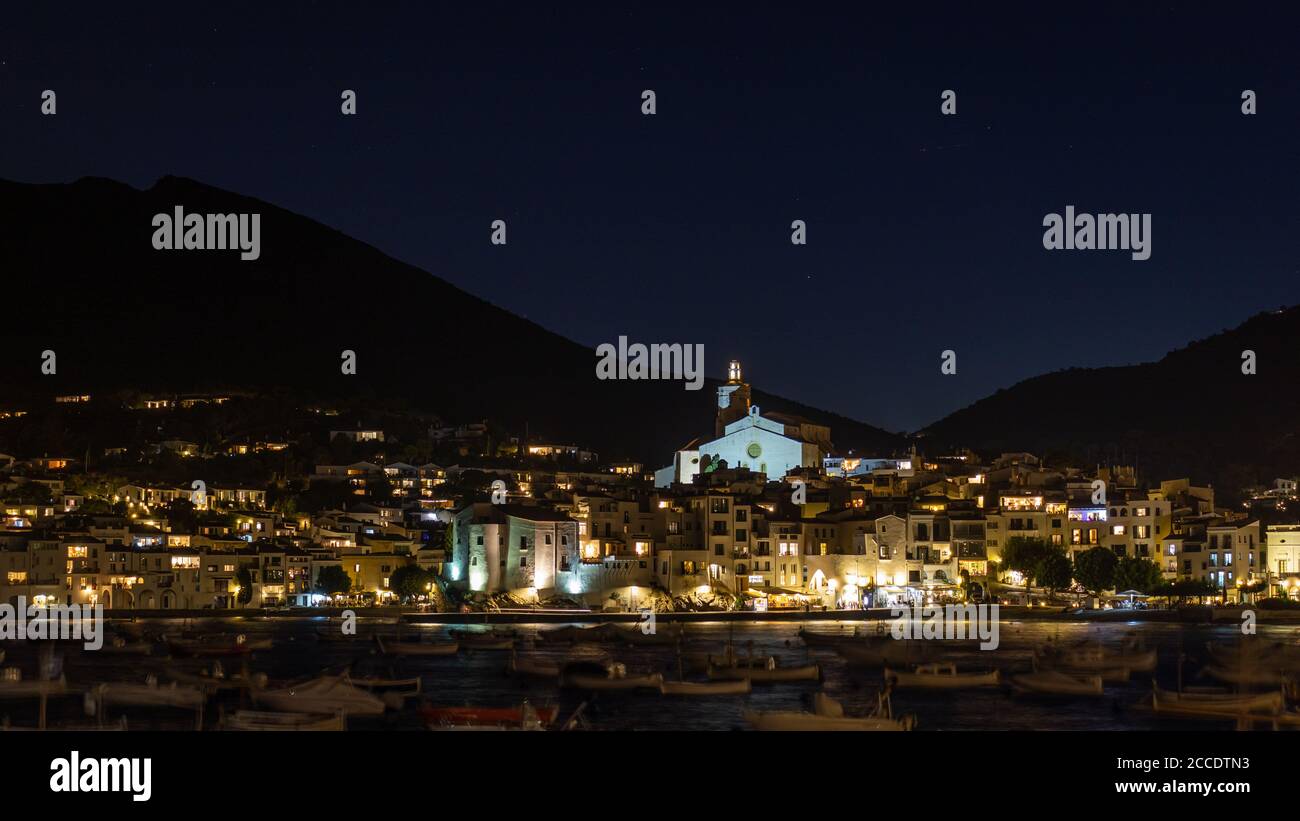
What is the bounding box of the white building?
[655,361,827,487]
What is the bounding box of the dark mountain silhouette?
[0,176,905,464]
[921,308,1300,495]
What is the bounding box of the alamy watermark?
[595,336,704,390]
[1042,206,1151,260]
[151,206,261,261]
[890,603,1000,650]
[0,597,104,651]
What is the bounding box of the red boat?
[419,704,557,730]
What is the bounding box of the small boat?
[536,624,620,644]
[375,636,459,657]
[659,679,751,696]
[93,680,206,709]
[253,675,387,716]
[836,640,934,668]
[885,663,1000,689]
[745,692,914,731]
[315,628,387,643]
[161,666,267,694]
[225,710,345,731]
[1010,670,1104,696]
[562,662,664,691]
[167,634,270,657]
[1042,645,1156,673]
[797,627,864,647]
[1152,686,1284,716]
[613,625,688,647]
[506,655,562,680]
[1203,666,1293,687]
[454,636,516,651]
[348,675,421,693]
[708,660,821,683]
[420,702,557,730]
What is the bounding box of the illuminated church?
[653,361,830,487]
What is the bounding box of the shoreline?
[95,605,1300,625]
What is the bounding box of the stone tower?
[716,360,751,437]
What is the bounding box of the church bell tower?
[716,360,751,437]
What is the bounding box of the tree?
[1037,553,1074,598]
[315,565,351,596]
[236,567,254,606]
[1073,546,1118,601]
[389,564,432,600]
[999,537,1060,594]
[1113,557,1163,594]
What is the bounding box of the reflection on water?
[3,618,1298,730]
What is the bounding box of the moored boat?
[745,692,914,731]
[562,662,664,691]
[224,710,345,731]
[506,655,562,679]
[1010,670,1104,696]
[885,663,1000,689]
[659,678,752,696]
[252,675,386,715]
[708,660,821,683]
[1151,685,1284,715]
[375,636,459,657]
[420,702,557,730]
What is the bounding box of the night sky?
[3,3,1298,432]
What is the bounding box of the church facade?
[654,361,828,487]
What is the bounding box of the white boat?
[94,680,206,709]
[1152,686,1284,716]
[885,663,1000,689]
[745,692,914,731]
[506,655,561,679]
[1203,665,1292,687]
[253,675,387,715]
[1010,670,1104,696]
[349,675,421,693]
[1046,646,1156,673]
[224,710,345,731]
[375,636,459,657]
[562,663,664,691]
[659,679,752,696]
[708,659,821,683]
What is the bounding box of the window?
[545,533,552,545]
[519,557,527,568]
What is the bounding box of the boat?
[708,659,821,683]
[224,710,345,731]
[1205,640,1300,670]
[797,627,865,647]
[315,628,388,643]
[348,675,422,693]
[1203,665,1293,687]
[562,662,664,691]
[505,655,562,680]
[536,624,620,644]
[453,636,515,651]
[885,663,1000,689]
[253,675,387,715]
[659,679,752,696]
[1151,686,1284,716]
[160,665,268,694]
[836,640,935,668]
[1041,645,1156,673]
[420,702,557,731]
[613,624,688,647]
[1010,670,1104,696]
[374,636,459,657]
[93,680,206,710]
[745,691,914,731]
[167,634,271,657]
